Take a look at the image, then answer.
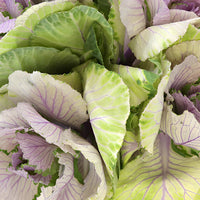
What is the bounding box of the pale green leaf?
[139,74,169,153]
[111,64,159,107]
[83,62,130,180]
[113,133,200,200]
[129,18,200,61]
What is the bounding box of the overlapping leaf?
[83,62,130,179]
[119,0,146,38]
[111,64,159,107]
[121,131,140,166]
[161,104,200,150]
[130,18,200,61]
[114,133,200,200]
[0,47,80,87]
[8,71,88,129]
[0,152,39,200]
[16,132,57,172]
[17,102,107,199]
[139,74,169,153]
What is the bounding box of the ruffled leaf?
[161,103,200,150]
[48,153,82,200]
[13,104,107,199]
[0,152,39,200]
[83,62,130,179]
[16,132,57,172]
[0,107,28,152]
[114,133,200,199]
[165,55,200,92]
[4,0,22,18]
[139,74,169,153]
[60,130,107,200]
[8,71,88,129]
[30,5,113,65]
[172,92,200,122]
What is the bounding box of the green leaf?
[52,71,83,93]
[108,0,125,46]
[166,40,200,66]
[129,18,200,61]
[0,85,15,112]
[15,0,76,29]
[93,0,111,19]
[178,24,200,43]
[111,64,160,107]
[83,62,130,182]
[83,23,104,65]
[113,133,200,200]
[139,74,169,153]
[30,5,113,65]
[73,153,84,185]
[0,26,31,55]
[121,131,140,166]
[0,47,80,87]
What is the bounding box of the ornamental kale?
[1,0,200,200]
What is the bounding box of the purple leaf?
[17,102,106,199]
[16,132,57,172]
[0,0,7,12]
[172,92,200,122]
[0,128,20,152]
[5,0,22,18]
[8,71,88,129]
[147,0,170,25]
[119,0,146,38]
[0,107,29,152]
[0,18,16,33]
[0,107,28,129]
[188,85,200,96]
[170,9,198,22]
[30,173,52,185]
[161,103,200,150]
[166,55,200,92]
[17,102,67,147]
[16,0,29,8]
[12,147,23,169]
[0,13,9,23]
[0,152,39,200]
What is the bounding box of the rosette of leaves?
[0,60,132,200]
[106,0,200,66]
[0,0,114,87]
[112,18,200,200]
[0,0,132,199]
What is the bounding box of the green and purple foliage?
[1,0,200,199]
